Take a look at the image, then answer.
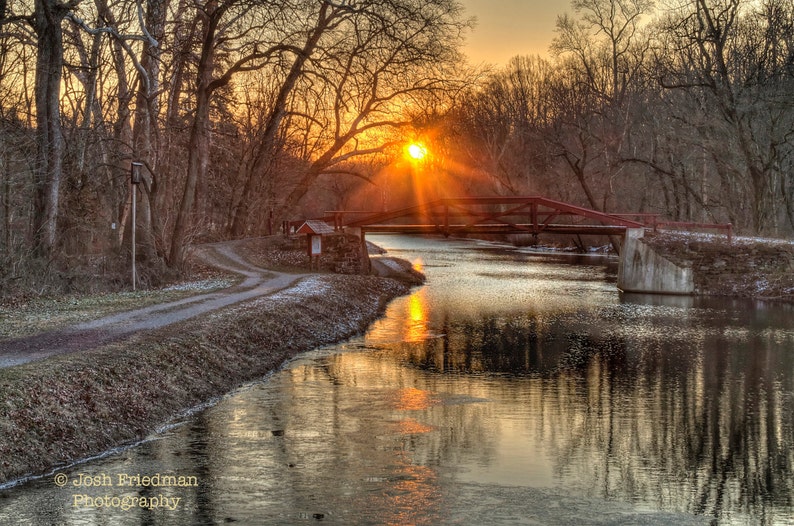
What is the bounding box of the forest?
[0,0,792,294]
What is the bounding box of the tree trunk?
[169,6,218,265]
[229,2,331,238]
[133,0,167,263]
[32,0,66,258]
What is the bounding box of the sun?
[407,143,428,161]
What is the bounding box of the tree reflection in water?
[379,302,794,523]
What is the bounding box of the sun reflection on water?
[392,387,439,411]
[407,292,429,342]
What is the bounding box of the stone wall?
[617,229,695,294]
[300,232,368,274]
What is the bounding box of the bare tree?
[226,0,470,237]
[655,0,794,234]
[552,0,654,104]
[131,0,169,263]
[275,0,470,221]
[452,56,555,196]
[31,0,74,258]
[226,0,350,238]
[168,0,298,264]
[550,0,655,224]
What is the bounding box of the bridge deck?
[310,196,730,241]
[361,224,629,236]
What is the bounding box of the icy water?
[2,235,794,525]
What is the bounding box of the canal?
[1,235,793,525]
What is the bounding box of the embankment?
[0,274,410,486]
[641,231,794,299]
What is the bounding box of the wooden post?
[130,162,143,290]
[131,183,136,290]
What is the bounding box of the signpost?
[311,235,322,256]
[130,162,143,290]
[296,220,334,270]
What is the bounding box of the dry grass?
[234,236,314,272]
[0,274,409,485]
[0,245,240,341]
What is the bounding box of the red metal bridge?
[319,196,732,241]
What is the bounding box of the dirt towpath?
[0,242,300,368]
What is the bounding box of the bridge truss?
[330,196,646,238]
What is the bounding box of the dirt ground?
[0,242,301,367]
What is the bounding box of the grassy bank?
[0,274,410,485]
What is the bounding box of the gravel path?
[0,242,301,367]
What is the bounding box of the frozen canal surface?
[2,235,793,525]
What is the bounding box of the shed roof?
[296,220,335,235]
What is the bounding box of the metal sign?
[311,235,322,255]
[131,162,143,185]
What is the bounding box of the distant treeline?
[0,0,792,295]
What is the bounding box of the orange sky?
[460,0,567,65]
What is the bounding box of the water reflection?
[1,235,792,525]
[406,292,430,343]
[383,285,794,523]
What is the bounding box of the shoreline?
[0,273,412,486]
[2,231,791,486]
